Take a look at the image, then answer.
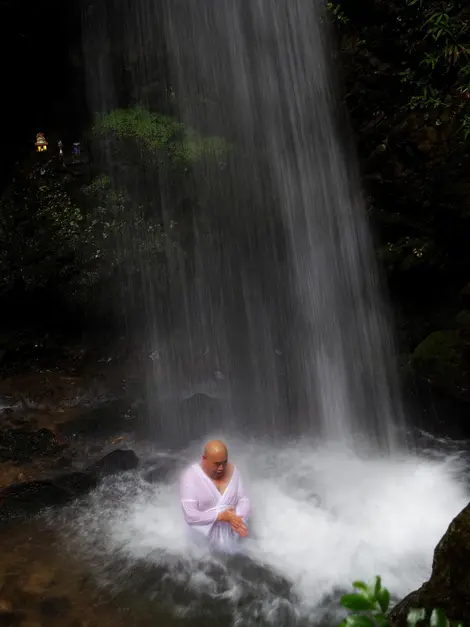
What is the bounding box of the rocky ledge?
[389,501,470,626]
[0,448,140,520]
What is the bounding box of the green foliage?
[0,160,172,315]
[0,160,86,293]
[339,578,462,627]
[0,105,221,319]
[328,0,470,123]
[327,0,470,301]
[77,174,171,290]
[93,106,227,165]
[340,577,391,627]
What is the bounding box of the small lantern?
[72,141,81,156]
[35,132,48,153]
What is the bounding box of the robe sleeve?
[180,468,218,536]
[235,475,251,520]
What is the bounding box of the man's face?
[202,452,228,479]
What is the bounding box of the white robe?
[180,463,251,553]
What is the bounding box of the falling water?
[84,0,404,446]
[154,0,402,445]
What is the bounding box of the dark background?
[1,0,86,188]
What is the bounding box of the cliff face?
[389,502,470,627]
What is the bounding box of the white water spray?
[68,439,468,624]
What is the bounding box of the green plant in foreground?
[340,577,463,627]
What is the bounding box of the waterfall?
[83,0,404,449]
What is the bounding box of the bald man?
[180,440,251,552]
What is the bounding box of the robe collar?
[193,462,237,501]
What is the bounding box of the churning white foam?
[69,438,469,623]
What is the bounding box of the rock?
[0,601,19,627]
[22,565,57,595]
[88,449,139,478]
[0,471,97,519]
[389,502,470,626]
[141,457,175,483]
[58,400,133,440]
[409,330,470,401]
[40,597,71,619]
[0,429,65,463]
[53,472,97,495]
[0,481,70,518]
[456,310,470,332]
[53,456,72,469]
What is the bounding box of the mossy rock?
[456,310,470,332]
[409,330,470,400]
[389,502,470,626]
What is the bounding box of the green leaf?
[377,588,390,613]
[345,616,376,627]
[430,609,450,627]
[340,594,376,611]
[352,581,369,592]
[373,613,389,627]
[407,607,426,627]
[374,576,382,597]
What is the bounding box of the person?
[180,439,251,552]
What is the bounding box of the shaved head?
[203,440,228,459]
[201,440,229,479]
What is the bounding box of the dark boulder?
[0,450,139,520]
[0,612,19,627]
[389,502,470,626]
[87,449,139,478]
[409,330,470,402]
[141,456,175,483]
[0,472,96,520]
[54,471,98,495]
[0,428,65,463]
[40,596,71,619]
[0,480,71,519]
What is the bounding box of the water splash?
[64,439,468,625]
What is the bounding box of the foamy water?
[66,438,469,624]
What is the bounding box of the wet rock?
[0,429,65,463]
[0,471,96,519]
[409,330,470,402]
[40,596,71,619]
[0,601,19,627]
[141,457,175,483]
[23,565,56,595]
[53,456,72,469]
[54,472,97,495]
[88,449,139,478]
[58,399,133,440]
[0,481,70,518]
[389,502,470,626]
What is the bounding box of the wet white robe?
[180,463,251,552]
